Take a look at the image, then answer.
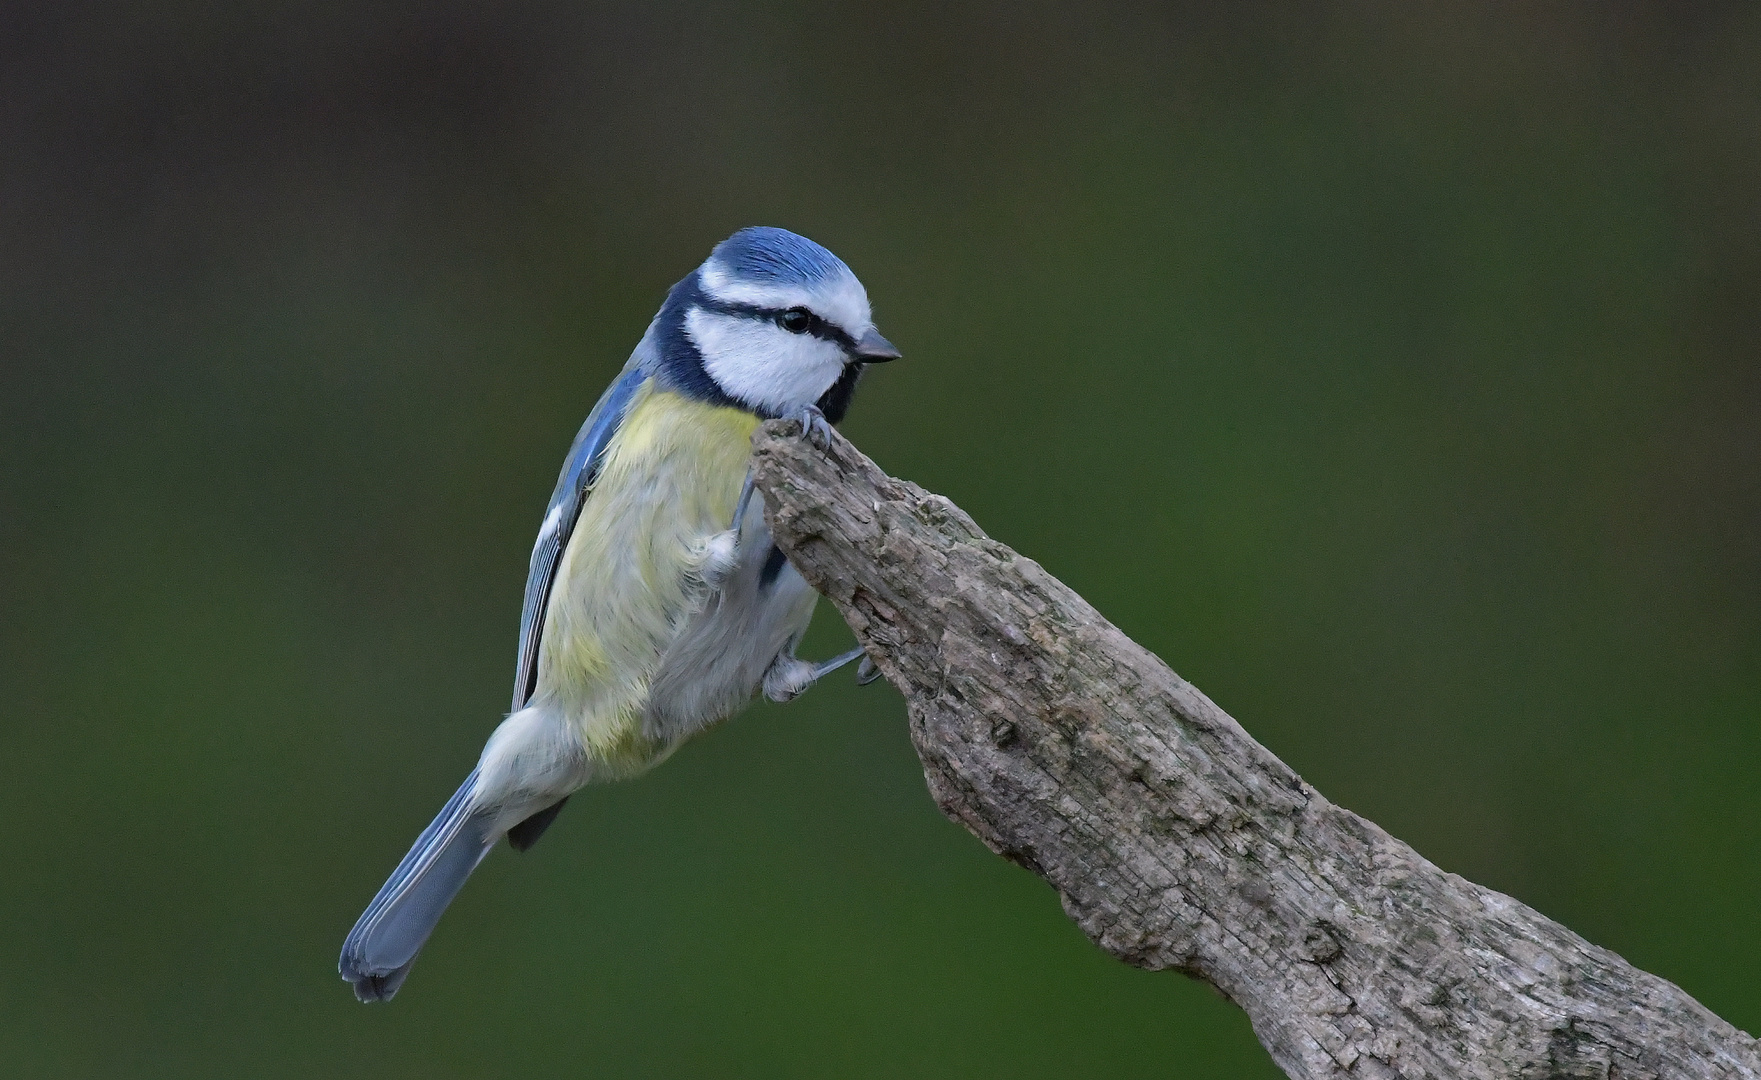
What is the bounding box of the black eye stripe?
[697,298,857,350]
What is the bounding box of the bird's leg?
[730,470,757,533]
[810,645,867,682]
[763,645,875,703]
[810,644,866,676]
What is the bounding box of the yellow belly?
[533,379,759,774]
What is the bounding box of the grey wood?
[750,419,1760,1080]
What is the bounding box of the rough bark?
[751,418,1760,1080]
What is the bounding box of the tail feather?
[339,771,495,1002]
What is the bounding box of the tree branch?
[752,419,1760,1080]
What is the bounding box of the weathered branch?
[752,419,1760,1080]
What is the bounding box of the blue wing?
[511,363,646,712]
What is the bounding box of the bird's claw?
[856,656,882,686]
[788,404,836,452]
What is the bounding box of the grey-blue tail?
[339,771,495,1002]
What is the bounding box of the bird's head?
[654,226,899,421]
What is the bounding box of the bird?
[338,226,900,1002]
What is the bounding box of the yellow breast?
[534,378,760,774]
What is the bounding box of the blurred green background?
[3,2,1758,1076]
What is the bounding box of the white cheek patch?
[685,308,848,415]
[699,263,873,338]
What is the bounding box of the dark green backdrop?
[3,3,1758,1076]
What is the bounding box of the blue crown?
[709,227,850,287]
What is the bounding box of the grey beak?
[851,328,901,362]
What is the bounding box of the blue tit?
[339,227,900,1002]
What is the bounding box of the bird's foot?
[764,646,873,703]
[787,403,836,452]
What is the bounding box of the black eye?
[778,308,814,335]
